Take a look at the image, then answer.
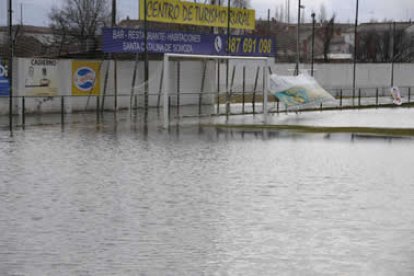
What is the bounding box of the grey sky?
[1,0,413,26]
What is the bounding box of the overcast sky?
[1,0,413,26]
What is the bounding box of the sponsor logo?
[214,36,222,53]
[0,64,7,78]
[73,67,96,91]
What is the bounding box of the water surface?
[1,112,414,275]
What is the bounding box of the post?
[101,60,110,112]
[352,0,359,105]
[112,0,117,112]
[391,22,395,87]
[229,65,236,114]
[242,65,246,114]
[144,0,149,120]
[199,61,207,115]
[376,88,379,105]
[177,61,180,115]
[96,96,100,117]
[295,0,302,76]
[163,55,169,128]
[131,53,139,109]
[311,12,316,76]
[252,66,260,114]
[114,59,118,111]
[216,59,220,114]
[22,97,25,127]
[340,89,343,107]
[358,88,361,106]
[263,60,269,123]
[409,87,411,103]
[157,63,164,108]
[226,0,231,119]
[61,96,65,124]
[112,0,116,26]
[8,0,13,131]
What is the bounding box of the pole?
[311,12,316,76]
[352,0,359,105]
[391,22,395,87]
[242,65,245,114]
[226,0,230,118]
[112,0,117,111]
[144,0,149,120]
[8,0,13,132]
[130,53,139,109]
[112,0,116,25]
[263,60,269,123]
[287,0,290,24]
[163,55,169,128]
[295,0,301,76]
[177,61,180,115]
[20,3,23,25]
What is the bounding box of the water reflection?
[1,112,414,275]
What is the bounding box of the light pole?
[295,1,305,75]
[311,12,315,76]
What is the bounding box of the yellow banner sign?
[72,60,101,96]
[139,0,255,30]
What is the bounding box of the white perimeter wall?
[1,58,414,115]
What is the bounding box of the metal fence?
[0,85,413,129]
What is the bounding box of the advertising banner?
[24,58,58,96]
[72,60,101,96]
[269,73,334,107]
[0,58,10,96]
[139,0,255,30]
[103,28,275,57]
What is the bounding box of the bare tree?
[49,0,111,54]
[322,15,335,62]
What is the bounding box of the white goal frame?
[163,53,270,128]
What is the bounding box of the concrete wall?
[0,58,414,115]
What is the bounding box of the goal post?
[162,53,270,128]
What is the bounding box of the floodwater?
[1,110,414,275]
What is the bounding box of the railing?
[0,85,413,128]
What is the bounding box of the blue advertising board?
[103,28,275,57]
[0,58,10,96]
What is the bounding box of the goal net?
[162,53,270,127]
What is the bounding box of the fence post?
[358,88,361,107]
[22,97,25,127]
[339,89,343,108]
[216,59,220,115]
[61,96,64,125]
[168,95,171,120]
[228,65,236,115]
[252,66,260,115]
[199,61,207,116]
[242,66,246,114]
[96,96,100,118]
[409,87,411,103]
[376,88,379,106]
[177,61,181,116]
